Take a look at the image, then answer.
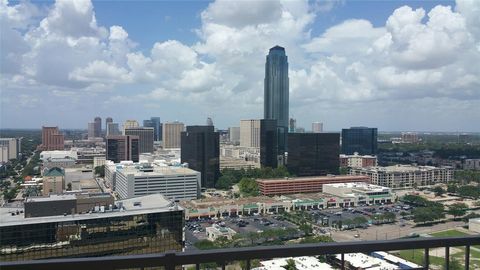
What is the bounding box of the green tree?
[402,195,429,206]
[94,165,105,177]
[352,216,368,227]
[382,212,396,223]
[447,183,458,193]
[339,167,349,175]
[215,175,235,190]
[283,259,298,270]
[238,178,259,197]
[194,239,217,250]
[433,186,445,197]
[457,185,480,199]
[447,203,468,220]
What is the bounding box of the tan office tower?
[42,167,65,195]
[162,121,184,148]
[312,122,323,133]
[122,120,139,134]
[240,120,261,148]
[41,126,64,150]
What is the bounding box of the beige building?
[0,138,18,162]
[206,225,237,241]
[350,165,453,188]
[240,119,260,148]
[162,121,184,148]
[312,122,323,133]
[42,167,65,196]
[122,120,139,134]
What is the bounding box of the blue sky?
[1,0,478,131]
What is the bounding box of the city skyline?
[1,0,479,132]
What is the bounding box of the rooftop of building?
[340,152,377,158]
[256,175,369,184]
[43,167,65,177]
[323,182,390,192]
[180,196,281,209]
[0,194,181,227]
[258,256,334,270]
[352,164,453,172]
[269,45,285,51]
[111,161,199,176]
[335,253,397,269]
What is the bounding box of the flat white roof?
[335,253,398,269]
[259,257,334,270]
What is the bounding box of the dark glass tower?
[106,135,139,163]
[287,133,340,176]
[181,126,220,188]
[260,119,278,168]
[341,127,378,155]
[143,117,161,141]
[264,45,289,157]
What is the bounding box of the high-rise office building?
[341,127,378,155]
[181,126,220,188]
[260,119,278,168]
[123,120,139,134]
[94,117,102,137]
[106,135,139,163]
[206,117,214,126]
[312,122,323,133]
[42,167,65,196]
[143,117,162,141]
[228,127,240,144]
[0,138,19,162]
[41,126,64,151]
[162,121,184,148]
[87,122,95,139]
[107,122,121,136]
[240,120,261,148]
[287,133,340,176]
[289,118,296,133]
[264,45,289,156]
[105,117,113,132]
[124,127,154,154]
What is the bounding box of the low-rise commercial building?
[339,152,377,168]
[256,175,370,196]
[114,161,201,201]
[42,167,65,196]
[256,257,334,270]
[206,224,237,241]
[0,194,184,261]
[349,165,454,188]
[323,182,395,205]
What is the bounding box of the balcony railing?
[1,235,479,270]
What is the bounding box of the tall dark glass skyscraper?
[181,126,219,188]
[264,45,289,158]
[341,127,378,155]
[287,133,340,176]
[144,117,162,141]
[260,119,278,168]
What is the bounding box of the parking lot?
[185,215,298,250]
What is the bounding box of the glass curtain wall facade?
[260,119,278,168]
[341,127,378,155]
[181,126,220,188]
[0,210,184,261]
[287,133,340,176]
[264,46,289,157]
[106,135,139,163]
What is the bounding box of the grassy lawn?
[429,229,480,249]
[398,249,444,267]
[429,229,469,237]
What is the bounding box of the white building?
[93,156,106,168]
[350,165,454,188]
[122,120,139,134]
[336,253,398,269]
[0,138,19,162]
[464,159,480,171]
[113,161,200,201]
[312,122,323,133]
[323,182,395,205]
[469,218,480,233]
[40,150,78,161]
[228,127,240,144]
[206,224,237,241]
[240,119,261,148]
[255,257,334,270]
[340,152,377,168]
